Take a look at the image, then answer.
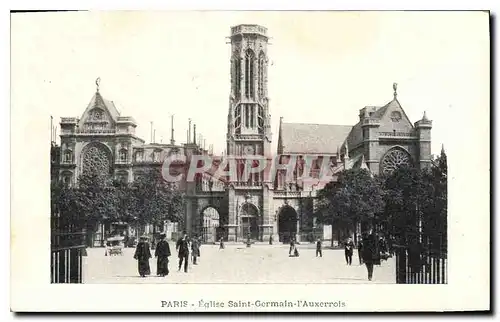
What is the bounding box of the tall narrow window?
[235,105,241,134]
[258,52,265,99]
[245,105,250,127]
[234,56,241,95]
[258,106,264,133]
[245,50,255,98]
[250,105,254,128]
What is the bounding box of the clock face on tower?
[243,145,254,155]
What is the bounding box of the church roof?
[280,122,353,154]
[94,92,121,121]
[346,98,411,149]
[79,91,121,123]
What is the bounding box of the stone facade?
[53,24,432,245]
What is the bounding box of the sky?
[11,11,489,156]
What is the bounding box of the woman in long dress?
[155,233,171,277]
[134,236,152,277]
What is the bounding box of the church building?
[51,24,432,246]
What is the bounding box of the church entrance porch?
[278,205,298,244]
[200,206,220,244]
[238,203,260,241]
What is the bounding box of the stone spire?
[344,141,350,168]
[422,111,429,121]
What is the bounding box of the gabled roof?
[279,122,353,154]
[79,91,121,126]
[330,153,370,175]
[345,97,413,149]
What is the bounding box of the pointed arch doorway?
[278,206,298,244]
[200,206,220,244]
[240,203,260,240]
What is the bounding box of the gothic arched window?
[234,56,241,95]
[258,51,265,99]
[235,105,241,134]
[82,144,111,176]
[381,148,412,175]
[153,150,161,163]
[135,149,144,162]
[63,175,72,187]
[258,105,264,133]
[119,148,128,163]
[63,149,73,163]
[245,49,255,98]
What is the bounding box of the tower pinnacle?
[393,82,398,99]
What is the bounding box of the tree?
[381,158,447,251]
[73,169,119,228]
[129,169,184,234]
[315,168,385,246]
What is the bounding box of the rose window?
[381,149,411,175]
[82,146,111,176]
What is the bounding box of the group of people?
[133,230,392,281]
[353,232,391,281]
[132,231,201,277]
[314,232,391,282]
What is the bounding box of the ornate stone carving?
[381,148,411,175]
[82,145,111,176]
[390,111,402,122]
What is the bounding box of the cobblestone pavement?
[83,243,396,284]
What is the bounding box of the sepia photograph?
[10,9,490,312]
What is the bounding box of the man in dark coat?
[191,236,201,265]
[316,238,322,257]
[176,231,190,273]
[345,237,354,265]
[357,235,364,265]
[133,236,152,277]
[361,232,380,281]
[155,233,171,277]
[289,238,296,256]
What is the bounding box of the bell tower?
[226,24,272,160]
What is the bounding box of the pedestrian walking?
[345,237,354,265]
[176,231,190,273]
[289,238,299,257]
[219,237,225,249]
[246,232,251,248]
[155,233,171,277]
[133,236,152,277]
[289,238,295,256]
[357,235,364,265]
[269,235,273,245]
[361,231,381,281]
[316,238,322,257]
[191,236,201,265]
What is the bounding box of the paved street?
[83,243,396,284]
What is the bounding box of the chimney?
[188,119,192,143]
[170,114,175,145]
[193,124,197,145]
[150,121,153,143]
